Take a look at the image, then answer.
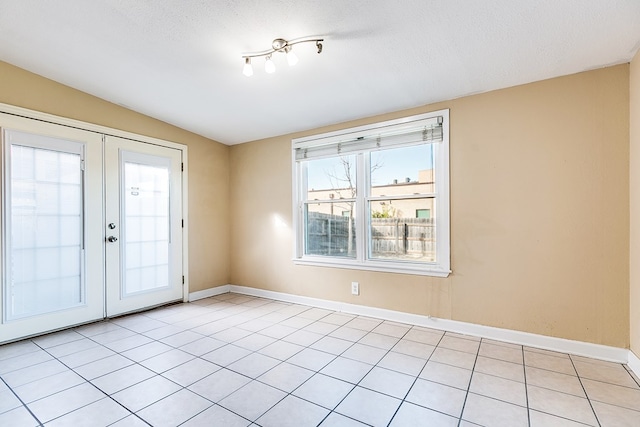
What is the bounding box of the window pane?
[305,203,356,258]
[305,155,356,200]
[369,198,435,262]
[370,144,435,197]
[8,145,83,320]
[123,162,170,295]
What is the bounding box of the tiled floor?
[1,293,639,427]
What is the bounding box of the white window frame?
[292,109,450,277]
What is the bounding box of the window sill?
[293,257,451,277]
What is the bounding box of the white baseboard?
[191,284,635,372]
[629,350,640,379]
[188,285,230,301]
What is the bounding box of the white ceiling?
[1,1,639,145]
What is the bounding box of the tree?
[323,156,384,255]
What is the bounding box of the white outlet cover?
[351,282,359,295]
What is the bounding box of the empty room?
[1,1,640,426]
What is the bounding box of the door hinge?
[181,219,184,228]
[182,276,185,284]
[181,162,184,172]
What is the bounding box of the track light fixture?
[241,36,324,76]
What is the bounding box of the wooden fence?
[306,212,435,260]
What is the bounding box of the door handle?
[107,236,118,243]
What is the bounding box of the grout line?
[522,343,531,427]
[568,354,602,427]
[0,376,44,427]
[386,330,445,426]
[456,338,482,427]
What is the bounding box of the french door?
[104,136,183,317]
[1,116,184,343]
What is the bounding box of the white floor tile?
[258,362,314,392]
[137,388,212,427]
[405,379,467,417]
[359,366,415,399]
[218,380,286,421]
[1,359,69,388]
[91,364,156,394]
[201,344,251,366]
[188,368,251,402]
[292,373,354,410]
[139,348,194,373]
[527,384,599,426]
[462,393,528,427]
[162,357,221,387]
[28,382,106,423]
[377,351,427,376]
[14,370,84,403]
[227,352,280,378]
[320,357,373,384]
[335,386,401,427]
[319,412,368,426]
[111,375,181,412]
[181,404,251,427]
[469,371,527,406]
[73,354,134,380]
[420,360,472,390]
[0,389,22,414]
[45,397,130,426]
[257,395,330,427]
[258,340,304,360]
[0,406,40,427]
[287,347,336,371]
[119,341,172,362]
[390,401,458,427]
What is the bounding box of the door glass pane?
[123,161,170,295]
[7,145,83,320]
[369,198,436,263]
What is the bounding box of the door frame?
[0,103,189,339]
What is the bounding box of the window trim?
[292,109,450,277]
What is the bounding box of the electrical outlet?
[351,281,359,295]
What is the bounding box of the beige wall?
[631,51,640,356]
[0,59,632,348]
[0,61,230,292]
[230,65,630,348]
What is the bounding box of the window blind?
[295,116,443,161]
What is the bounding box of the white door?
[104,136,183,317]
[0,115,104,343]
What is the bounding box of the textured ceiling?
[0,1,639,145]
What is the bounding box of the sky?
[306,144,434,191]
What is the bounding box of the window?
[292,110,450,277]
[416,209,431,219]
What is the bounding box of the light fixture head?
[242,57,253,77]
[285,46,298,66]
[272,38,288,51]
[241,36,324,76]
[265,55,276,73]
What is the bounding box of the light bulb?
[265,55,275,73]
[286,48,298,66]
[242,58,253,77]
